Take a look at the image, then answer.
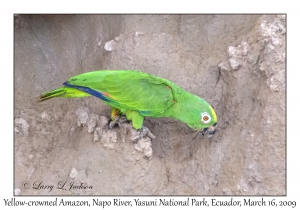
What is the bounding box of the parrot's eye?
[201,113,211,124]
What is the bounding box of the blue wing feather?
[63,82,119,106]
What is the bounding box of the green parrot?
[38,70,218,140]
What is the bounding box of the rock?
[227,42,251,70]
[135,31,144,36]
[93,127,102,142]
[87,114,98,133]
[270,84,280,92]
[101,130,118,149]
[14,118,29,135]
[229,58,242,70]
[76,107,90,127]
[218,61,231,71]
[134,137,153,159]
[69,168,79,179]
[98,116,109,128]
[104,40,117,51]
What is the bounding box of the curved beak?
[200,122,218,138]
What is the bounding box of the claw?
[118,116,128,125]
[108,115,128,129]
[131,126,156,142]
[108,117,118,129]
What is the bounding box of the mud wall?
[14,14,285,195]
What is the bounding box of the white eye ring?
[201,112,211,124]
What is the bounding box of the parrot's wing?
[64,70,176,116]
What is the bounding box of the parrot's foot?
[131,126,156,142]
[108,116,128,129]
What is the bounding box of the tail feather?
[38,85,92,102]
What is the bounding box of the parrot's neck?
[162,90,204,130]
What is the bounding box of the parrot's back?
[63,70,179,116]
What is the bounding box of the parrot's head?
[200,106,218,138]
[198,104,218,138]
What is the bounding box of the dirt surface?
[14,14,286,195]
